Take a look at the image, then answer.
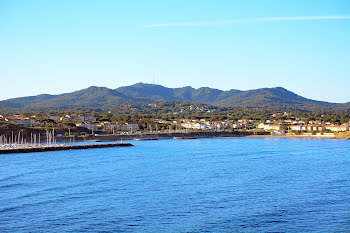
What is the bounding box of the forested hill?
[0,83,347,112]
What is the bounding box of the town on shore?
[1,109,350,144]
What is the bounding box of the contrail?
[145,15,350,28]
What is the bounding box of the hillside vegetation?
[0,83,348,112]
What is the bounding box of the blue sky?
[0,0,350,103]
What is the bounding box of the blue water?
[1,138,349,232]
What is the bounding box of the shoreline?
[54,131,347,142]
[1,133,345,155]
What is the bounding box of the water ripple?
[0,138,349,232]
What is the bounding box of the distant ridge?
[0,83,346,112]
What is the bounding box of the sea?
[1,138,349,232]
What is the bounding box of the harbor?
[0,130,133,154]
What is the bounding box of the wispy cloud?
[145,16,350,28]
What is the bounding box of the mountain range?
[0,83,348,112]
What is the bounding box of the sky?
[0,0,350,103]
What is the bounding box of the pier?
[0,142,133,154]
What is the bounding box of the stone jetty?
[0,142,133,154]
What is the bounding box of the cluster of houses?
[0,114,39,127]
[0,114,97,125]
[180,120,230,130]
[166,118,350,133]
[177,119,255,130]
[1,113,349,134]
[0,114,139,133]
[258,119,349,132]
[179,105,217,113]
[31,114,97,122]
[75,122,139,133]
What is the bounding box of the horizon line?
[145,15,350,28]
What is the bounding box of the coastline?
[54,131,347,142]
[1,133,346,155]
